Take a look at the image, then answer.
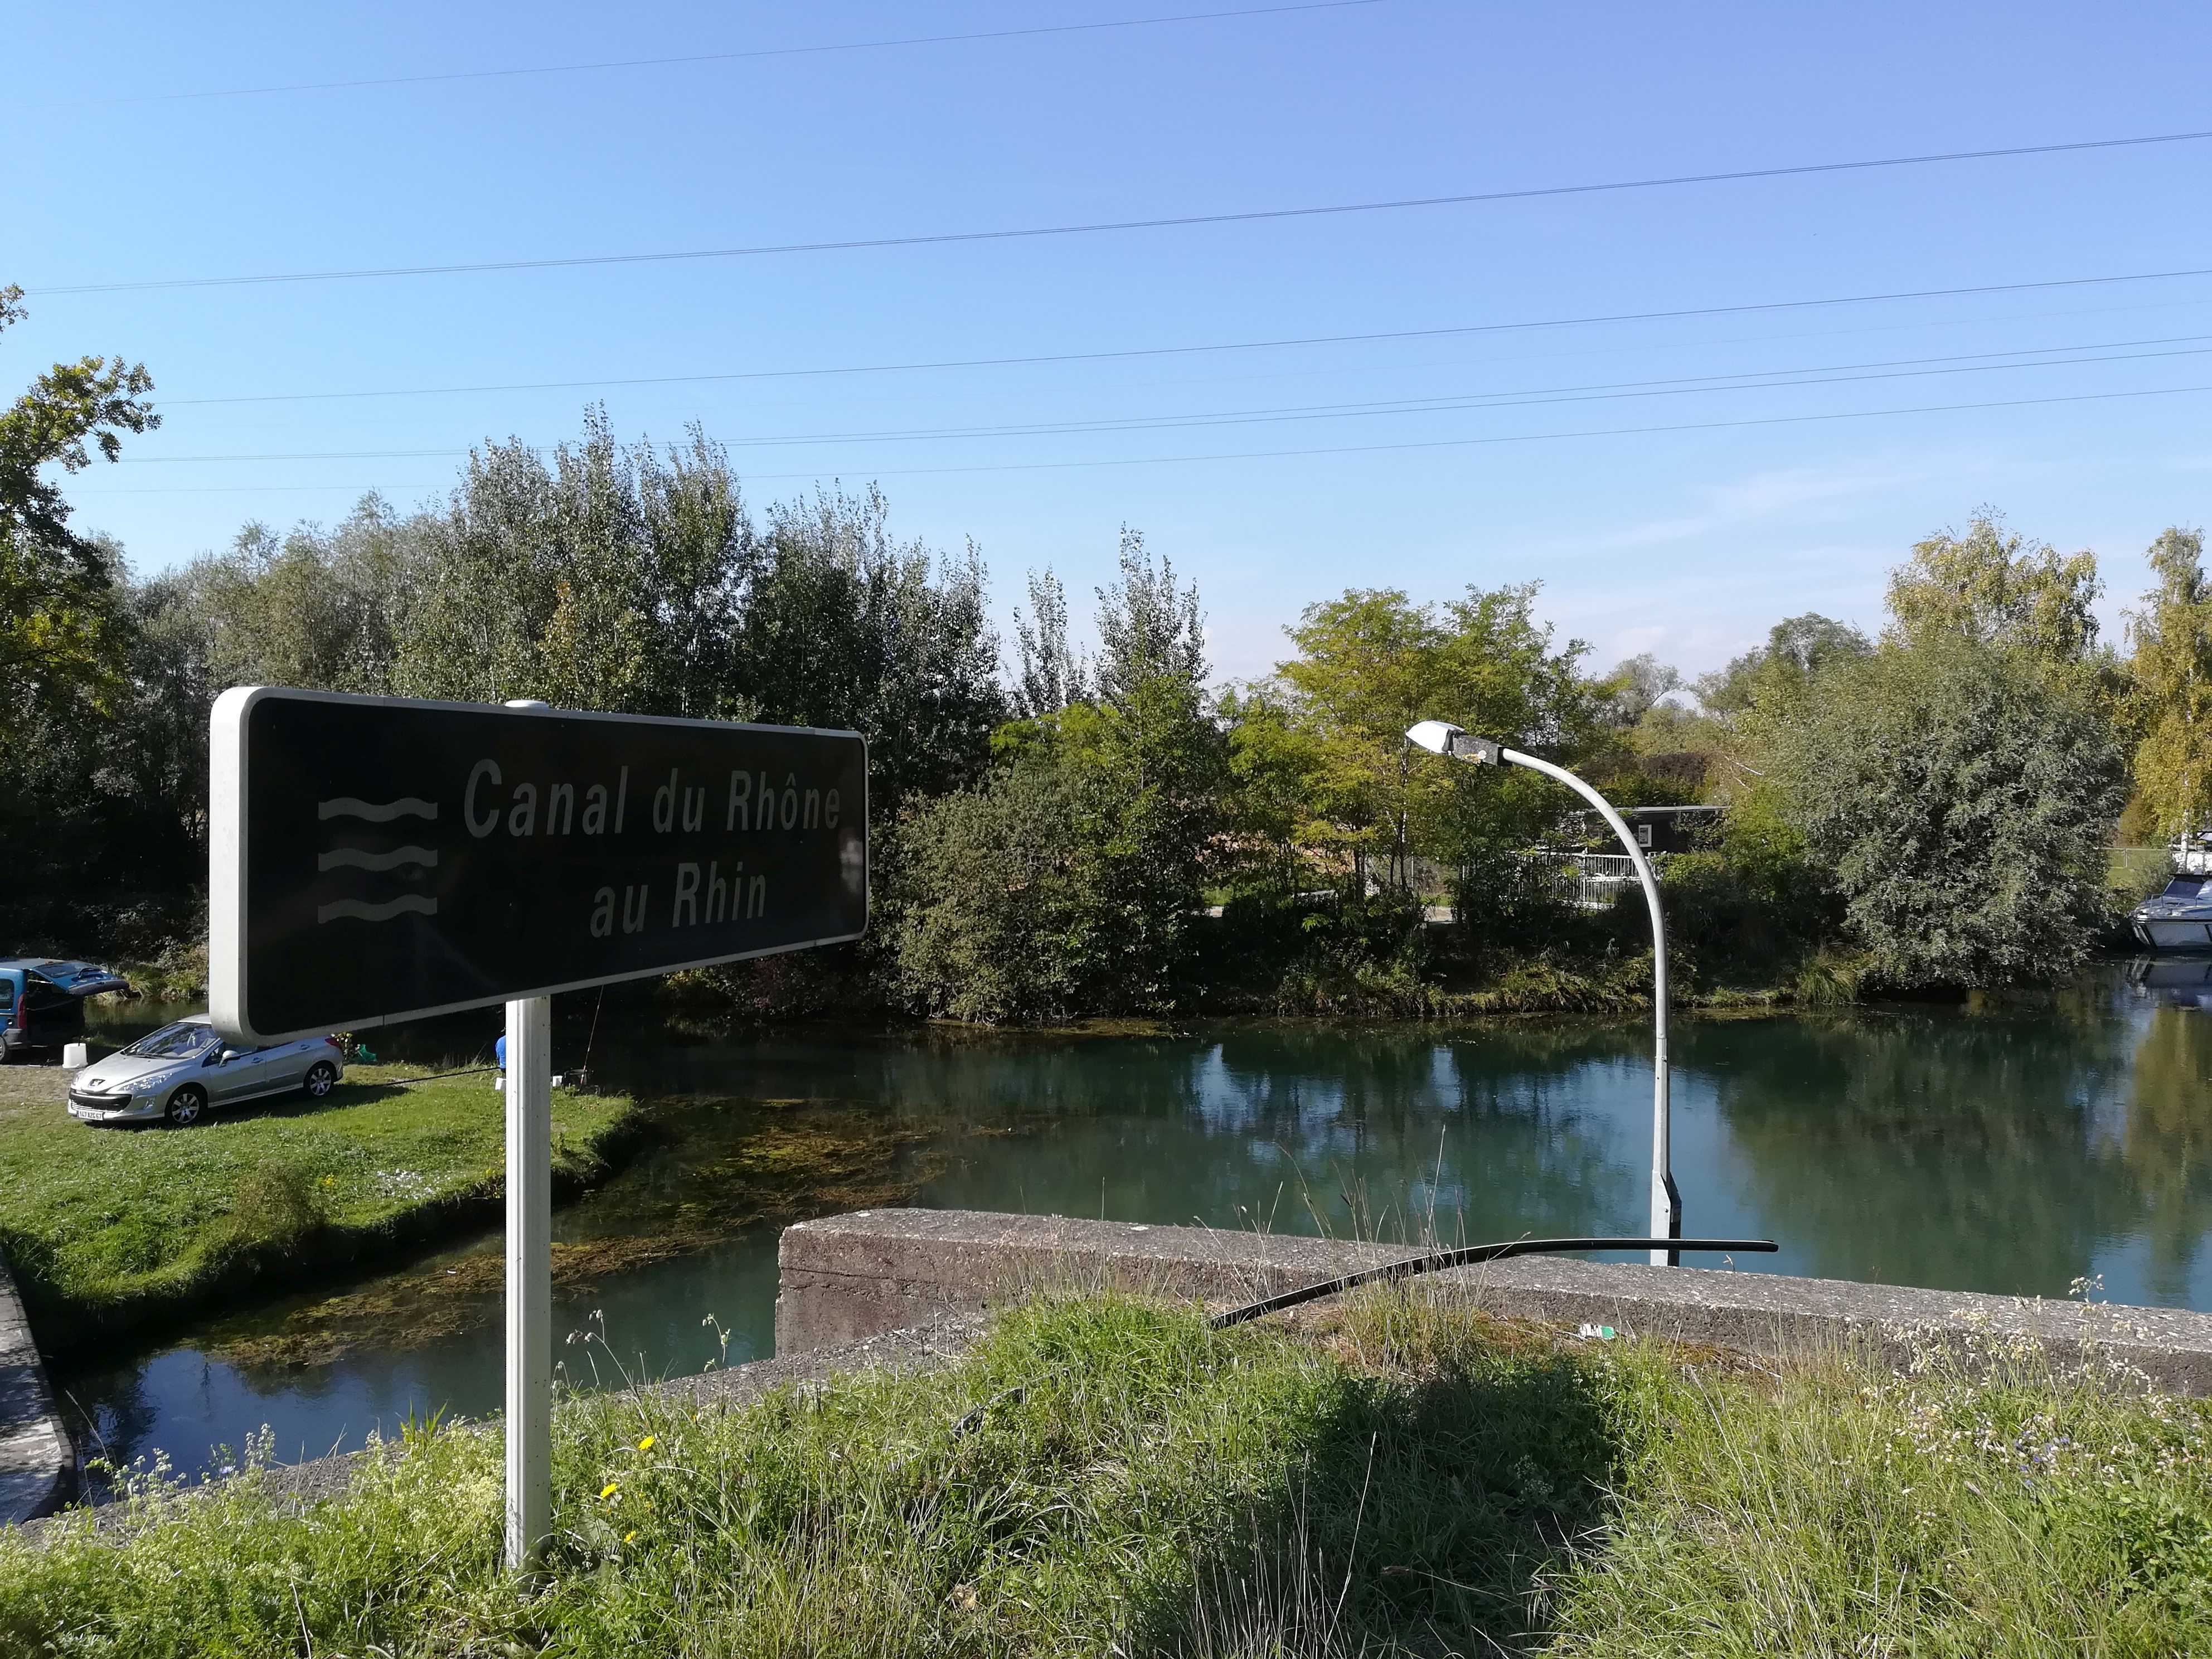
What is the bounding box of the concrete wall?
[779,1208,2212,1394]
[0,1247,73,1526]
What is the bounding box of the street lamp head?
[1405,721,1501,764]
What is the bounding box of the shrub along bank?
[0,1064,638,1348]
[6,1292,2209,1655]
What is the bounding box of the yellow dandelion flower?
[637,1435,656,1452]
[625,1530,639,1544]
[600,1481,620,1500]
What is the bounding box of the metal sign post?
[207,686,869,1570]
[500,701,552,1570]
[505,993,551,1565]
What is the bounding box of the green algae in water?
[200,1100,942,1371]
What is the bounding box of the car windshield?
[120,1022,219,1059]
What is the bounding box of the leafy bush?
[1449,843,1577,961]
[891,761,1115,1022]
[1249,890,1440,1015]
[1655,850,1837,989]
[1772,639,2125,988]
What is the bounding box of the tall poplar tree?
[2127,527,2212,839]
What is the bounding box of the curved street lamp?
[1405,720,1681,1265]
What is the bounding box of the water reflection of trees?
[1694,1007,2141,1296]
[2121,1003,2212,1300]
[545,998,2212,1307]
[681,1025,1648,1247]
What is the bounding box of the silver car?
[66,1015,346,1127]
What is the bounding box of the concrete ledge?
[0,1246,74,1526]
[778,1208,2212,1395]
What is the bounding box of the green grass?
[0,1064,637,1341]
[8,1290,2211,1656]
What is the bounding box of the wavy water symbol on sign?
[317,846,439,872]
[318,797,438,823]
[315,797,442,924]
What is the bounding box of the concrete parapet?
[0,1246,74,1526]
[778,1208,2212,1395]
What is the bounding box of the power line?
[149,265,2212,408]
[65,381,2212,495]
[717,382,2212,479]
[109,331,2212,462]
[34,130,2212,297]
[124,2,1382,103]
[69,483,443,496]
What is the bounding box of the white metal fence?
[1547,851,1638,910]
[1362,850,1647,913]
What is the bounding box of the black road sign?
[211,688,867,1042]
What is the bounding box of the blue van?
[0,959,133,1061]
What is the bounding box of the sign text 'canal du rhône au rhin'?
[211,687,867,1044]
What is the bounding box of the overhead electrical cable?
[33,130,2212,297]
[110,332,2212,462]
[71,482,448,496]
[702,381,2212,480]
[149,265,2212,408]
[66,382,2212,496]
[127,1,1383,103]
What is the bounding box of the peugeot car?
[66,1015,345,1127]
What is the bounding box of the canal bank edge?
[777,1208,2212,1394]
[0,1243,73,1525]
[10,1313,977,1546]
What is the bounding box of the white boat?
[2132,873,2212,950]
[2174,833,2212,875]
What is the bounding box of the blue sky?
[11,1,2211,683]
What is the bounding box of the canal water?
[54,960,2212,1488]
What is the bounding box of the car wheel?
[303,1061,337,1099]
[164,1085,207,1127]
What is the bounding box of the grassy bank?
[9,1291,2211,1655]
[0,1064,638,1347]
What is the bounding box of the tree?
[891,759,1120,1022]
[1266,583,1600,892]
[387,412,1003,808]
[1772,638,2124,987]
[2126,527,2212,839]
[183,498,420,697]
[1600,652,1681,726]
[1695,614,1870,720]
[1011,565,1087,719]
[895,531,1221,1018]
[738,486,1003,807]
[395,414,745,719]
[1093,526,1205,704]
[0,284,158,733]
[1885,508,2102,663]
